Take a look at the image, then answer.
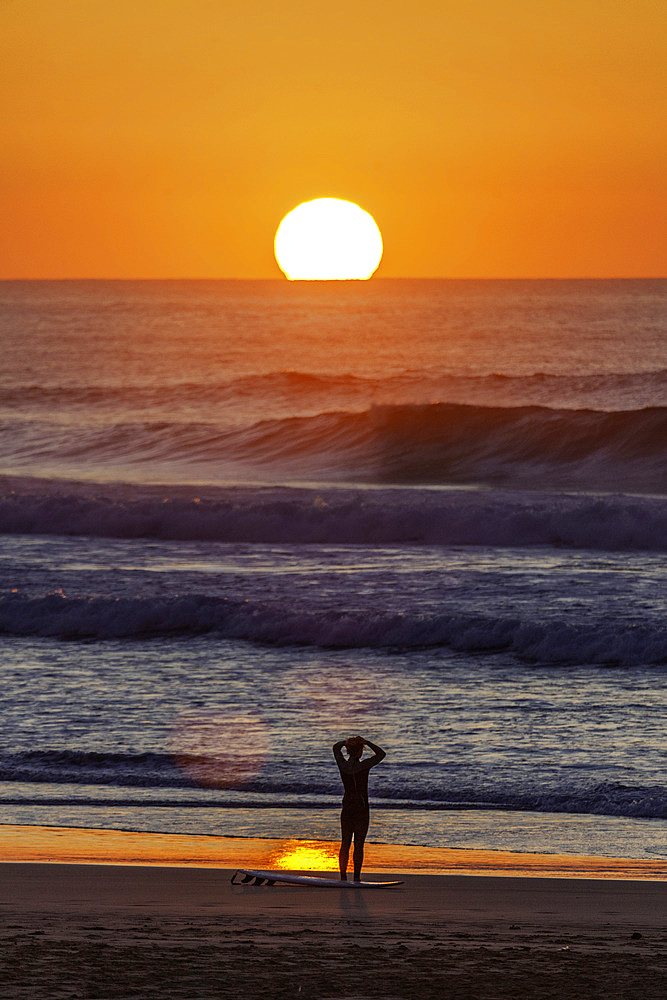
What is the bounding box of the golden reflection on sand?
[268,840,339,871]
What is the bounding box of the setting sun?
[274,198,383,280]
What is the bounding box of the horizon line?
[1,275,666,283]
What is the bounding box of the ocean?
[1,278,665,861]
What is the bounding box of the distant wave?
[1,401,666,492]
[1,479,665,551]
[1,751,663,818]
[0,592,664,664]
[2,367,665,412]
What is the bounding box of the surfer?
[333,736,386,882]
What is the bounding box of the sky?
[1,0,665,278]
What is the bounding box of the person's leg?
[352,812,370,881]
[339,809,353,881]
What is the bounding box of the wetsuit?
[333,740,386,879]
[339,761,372,839]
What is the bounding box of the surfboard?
[231,869,403,888]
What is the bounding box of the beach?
[2,826,666,999]
[1,851,665,997]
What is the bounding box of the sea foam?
[0,591,664,665]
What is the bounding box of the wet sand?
[1,826,665,998]
[3,823,666,878]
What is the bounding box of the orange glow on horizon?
[1,1,665,278]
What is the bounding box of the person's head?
[345,735,364,760]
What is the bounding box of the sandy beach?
[1,827,665,999]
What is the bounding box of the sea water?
[0,279,665,860]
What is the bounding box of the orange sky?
[2,0,665,278]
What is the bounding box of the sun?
[274,198,383,280]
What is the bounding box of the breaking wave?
[1,402,665,492]
[0,592,664,664]
[1,479,665,551]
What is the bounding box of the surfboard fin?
[231,870,279,886]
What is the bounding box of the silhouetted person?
[333,735,386,882]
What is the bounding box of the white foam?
[0,592,664,666]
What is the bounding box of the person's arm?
[333,740,347,769]
[361,739,386,768]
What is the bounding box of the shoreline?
[2,824,665,880]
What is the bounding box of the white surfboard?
[231,869,403,888]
